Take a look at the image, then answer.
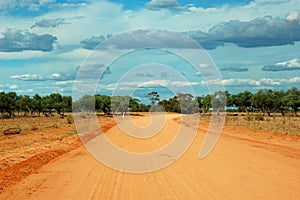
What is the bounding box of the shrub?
[66,115,74,124]
[0,113,10,119]
[255,115,264,121]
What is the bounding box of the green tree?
[0,92,7,115]
[50,93,63,114]
[176,93,198,114]
[32,94,43,116]
[211,91,227,115]
[62,96,72,114]
[148,91,160,106]
[111,96,130,114]
[202,94,212,113]
[95,95,111,115]
[129,97,140,112]
[21,95,33,116]
[283,87,300,116]
[6,92,18,117]
[251,89,275,116]
[274,90,286,116]
[232,91,253,114]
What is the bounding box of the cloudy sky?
[0,0,300,101]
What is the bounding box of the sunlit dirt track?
[1,114,300,200]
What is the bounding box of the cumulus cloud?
[31,18,70,28]
[81,29,199,50]
[145,0,188,11]
[0,0,86,14]
[50,2,87,9]
[134,72,155,78]
[0,83,19,91]
[186,15,300,49]
[263,58,300,71]
[80,35,107,50]
[10,74,46,81]
[81,14,300,51]
[220,67,249,72]
[10,72,75,81]
[0,28,57,52]
[204,77,300,86]
[0,0,59,13]
[286,11,300,21]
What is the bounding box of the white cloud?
[10,72,75,81]
[203,77,300,86]
[263,58,300,71]
[54,80,76,85]
[276,58,300,67]
[145,0,188,11]
[286,11,300,21]
[9,84,18,89]
[10,74,45,81]
[0,28,57,52]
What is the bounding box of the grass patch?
[65,130,78,135]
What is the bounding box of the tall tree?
[202,94,212,113]
[50,93,63,114]
[111,96,130,114]
[232,91,253,114]
[62,96,72,114]
[283,87,300,116]
[274,90,286,116]
[148,91,160,106]
[251,89,275,116]
[95,95,111,115]
[32,94,43,116]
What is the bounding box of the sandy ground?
[0,113,300,199]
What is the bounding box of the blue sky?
[0,0,300,101]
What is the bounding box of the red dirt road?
[1,114,299,199]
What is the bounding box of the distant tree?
[95,95,111,115]
[32,94,43,116]
[202,94,212,113]
[195,96,204,112]
[42,95,53,115]
[129,97,140,112]
[111,96,130,114]
[62,96,72,114]
[274,90,286,116]
[0,92,7,115]
[232,91,253,114]
[251,89,275,116]
[50,93,63,114]
[21,95,33,116]
[211,91,227,115]
[148,91,160,106]
[283,87,300,116]
[75,95,95,112]
[6,92,18,117]
[176,93,198,114]
[137,103,149,112]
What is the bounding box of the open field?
[202,113,300,136]
[0,113,299,199]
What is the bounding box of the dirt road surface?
[1,114,300,200]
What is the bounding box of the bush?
[0,113,10,119]
[66,115,74,124]
[245,115,254,121]
[255,115,264,121]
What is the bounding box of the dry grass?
[200,112,300,136]
[0,114,71,135]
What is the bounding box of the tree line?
[159,87,299,116]
[0,86,299,118]
[0,92,72,118]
